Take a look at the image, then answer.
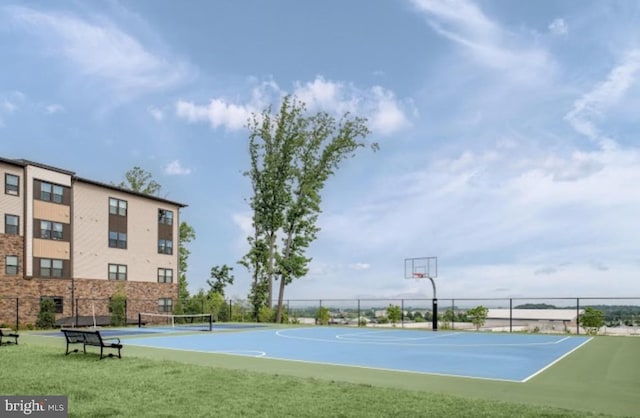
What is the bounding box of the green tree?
[387,304,402,326]
[179,222,196,302]
[315,306,330,325]
[242,96,375,323]
[467,305,489,331]
[207,264,234,298]
[580,307,605,335]
[36,298,56,329]
[442,308,455,329]
[117,166,162,196]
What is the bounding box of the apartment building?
[0,157,186,327]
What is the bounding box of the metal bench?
[60,329,123,360]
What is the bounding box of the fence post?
[75,298,79,327]
[15,298,19,331]
[509,298,513,333]
[357,299,361,327]
[451,299,455,330]
[401,299,405,328]
[576,298,580,335]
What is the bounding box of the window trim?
[40,258,63,278]
[157,268,173,283]
[109,197,128,217]
[40,220,64,240]
[109,231,127,249]
[40,181,64,203]
[158,239,173,255]
[158,209,174,226]
[5,214,19,235]
[5,255,18,275]
[108,263,127,281]
[158,298,173,313]
[5,173,19,196]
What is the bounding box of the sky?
[2,0,640,301]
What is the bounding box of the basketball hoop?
[413,273,425,278]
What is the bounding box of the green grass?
[1,332,638,417]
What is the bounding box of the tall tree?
[207,264,235,298]
[179,222,196,301]
[117,166,162,196]
[117,167,195,302]
[242,96,375,323]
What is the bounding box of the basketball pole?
[428,276,438,332]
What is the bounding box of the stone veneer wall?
[0,274,177,327]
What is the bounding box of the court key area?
[124,327,591,382]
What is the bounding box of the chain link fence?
[1,296,639,335]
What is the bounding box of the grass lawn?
[0,332,637,417]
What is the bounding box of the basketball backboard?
[404,256,438,279]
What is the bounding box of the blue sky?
[2,0,640,300]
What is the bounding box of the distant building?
[0,157,186,327]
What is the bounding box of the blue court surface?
[125,327,592,382]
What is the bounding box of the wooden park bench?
[0,328,19,345]
[60,329,123,360]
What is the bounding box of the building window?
[5,215,19,235]
[108,264,127,281]
[5,174,19,196]
[158,209,173,226]
[109,198,127,216]
[40,258,63,278]
[41,182,64,203]
[40,296,63,314]
[157,268,173,283]
[158,239,173,255]
[158,298,173,313]
[5,256,18,275]
[40,220,64,240]
[109,231,127,249]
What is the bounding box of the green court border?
[22,330,640,417]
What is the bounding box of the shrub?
[36,298,57,329]
[109,293,127,326]
[315,307,330,325]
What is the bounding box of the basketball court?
[121,327,590,382]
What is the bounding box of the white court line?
[521,337,593,382]
[336,329,460,342]
[275,328,578,348]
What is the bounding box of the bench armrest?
[102,336,121,343]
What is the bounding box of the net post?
[209,313,213,331]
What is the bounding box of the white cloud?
[565,49,640,148]
[1,100,17,113]
[176,76,411,136]
[7,6,189,100]
[44,104,64,114]
[164,160,191,176]
[176,99,253,131]
[548,18,568,35]
[148,106,164,121]
[349,263,371,271]
[410,0,552,82]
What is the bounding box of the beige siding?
[73,181,179,283]
[33,239,70,260]
[0,163,24,235]
[24,166,72,277]
[33,199,70,224]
